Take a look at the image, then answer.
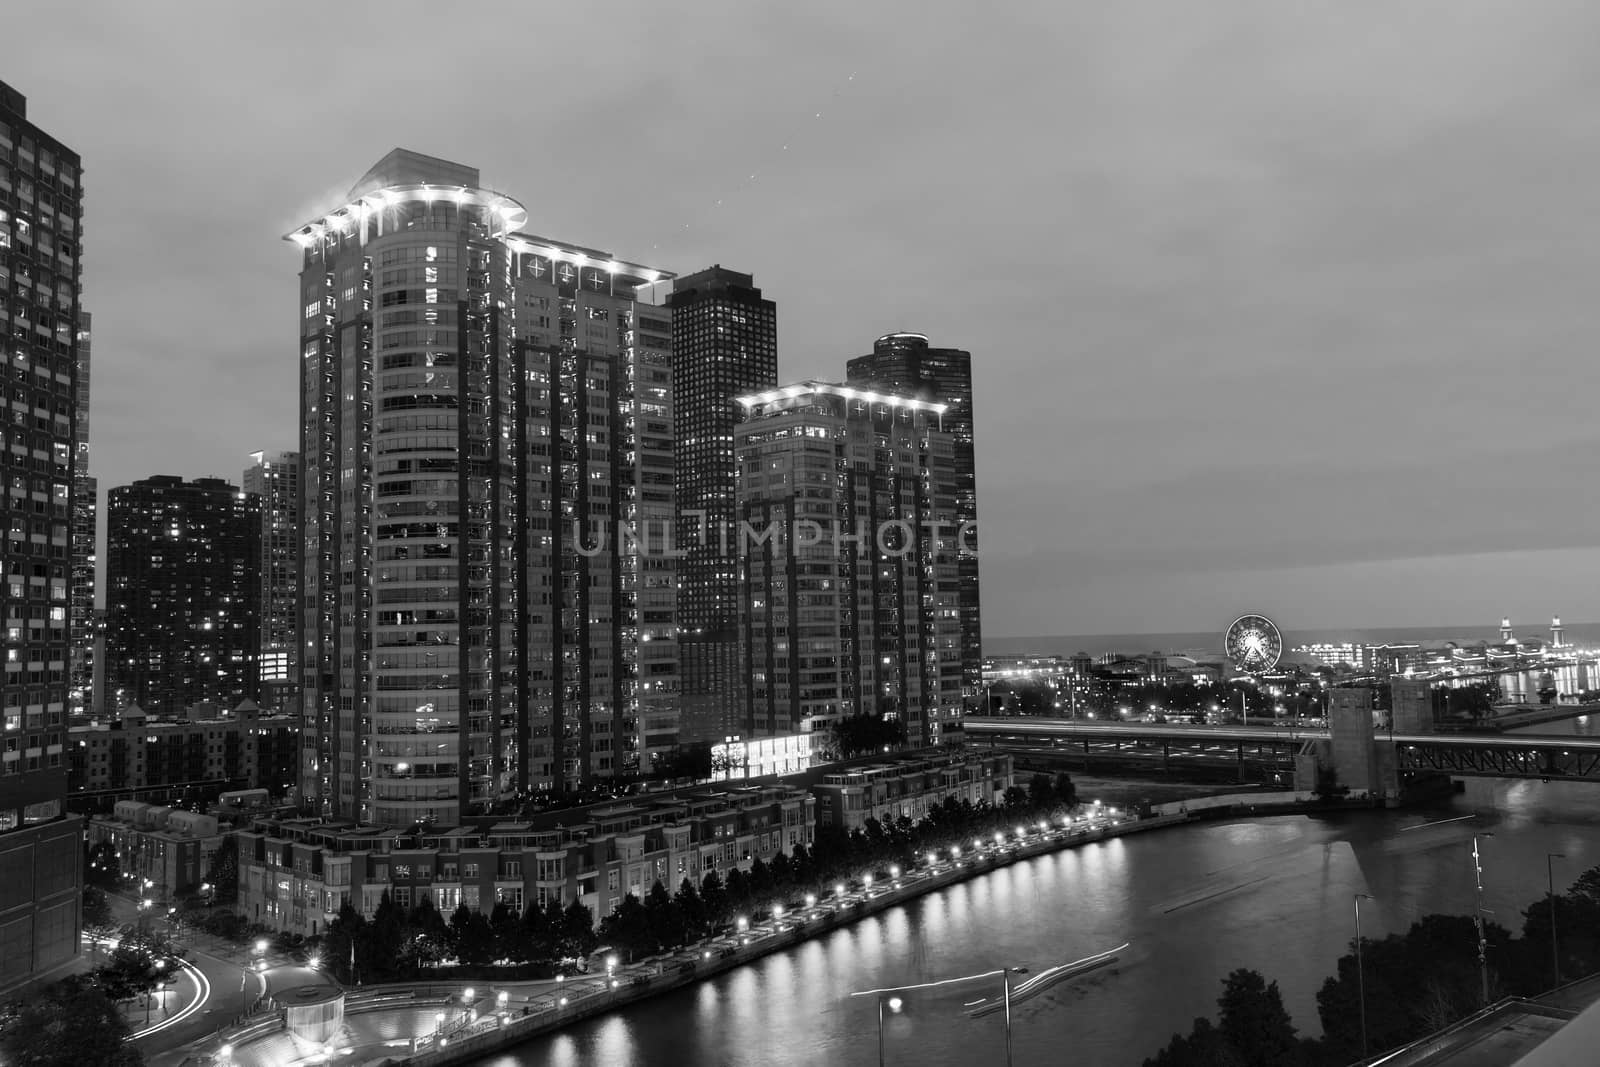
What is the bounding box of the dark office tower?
[290,149,676,826]
[735,382,964,747]
[69,312,94,717]
[106,476,262,715]
[243,451,300,712]
[667,267,777,745]
[0,80,86,995]
[847,333,980,719]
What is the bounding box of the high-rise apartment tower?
[106,476,262,715]
[290,149,677,826]
[847,333,979,717]
[667,267,776,745]
[242,450,300,710]
[0,79,86,994]
[734,381,964,747]
[69,311,94,717]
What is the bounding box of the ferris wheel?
[1224,614,1282,674]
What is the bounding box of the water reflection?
[484,778,1600,1067]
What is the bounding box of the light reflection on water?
[481,771,1600,1067]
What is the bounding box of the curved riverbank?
[189,786,1382,1067]
[376,789,1341,1066]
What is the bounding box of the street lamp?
[1472,834,1494,1007]
[853,966,1024,1067]
[1354,894,1373,1057]
[1547,853,1566,988]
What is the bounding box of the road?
[96,893,316,1066]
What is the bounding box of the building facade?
[68,702,298,799]
[847,333,980,718]
[291,149,677,827]
[69,311,93,717]
[667,267,777,745]
[709,732,813,781]
[237,782,815,937]
[734,381,964,748]
[106,475,262,714]
[0,79,85,994]
[806,750,1013,832]
[86,801,229,904]
[242,450,299,710]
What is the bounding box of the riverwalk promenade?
[178,789,1325,1067]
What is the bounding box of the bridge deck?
[962,717,1600,781]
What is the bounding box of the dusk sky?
[8,0,1600,638]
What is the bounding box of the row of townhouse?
[806,750,1013,832]
[85,800,230,902]
[237,748,1013,938]
[237,783,815,938]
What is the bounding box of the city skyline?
[10,3,1600,635]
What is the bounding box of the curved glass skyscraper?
[291,150,676,826]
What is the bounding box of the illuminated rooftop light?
[736,380,948,418]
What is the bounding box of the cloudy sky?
[8,0,1600,638]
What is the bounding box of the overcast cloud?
[7,0,1600,637]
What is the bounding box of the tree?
[366,891,407,981]
[0,975,143,1067]
[747,857,774,901]
[1216,969,1299,1067]
[830,712,909,759]
[540,897,568,961]
[1027,773,1056,809]
[95,927,182,1005]
[1053,773,1078,807]
[600,892,655,961]
[488,900,525,963]
[1144,970,1306,1067]
[1143,1017,1238,1067]
[202,835,239,904]
[401,899,451,973]
[675,878,708,942]
[724,866,751,913]
[700,870,727,924]
[324,903,366,984]
[82,886,116,950]
[1523,862,1600,981]
[448,903,495,966]
[519,900,554,964]
[560,900,598,959]
[1316,914,1512,1057]
[661,742,713,780]
[644,880,684,951]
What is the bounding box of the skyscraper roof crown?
[348,149,480,200]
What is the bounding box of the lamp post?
[1472,834,1493,1007]
[1354,893,1373,1058]
[1547,853,1566,989]
[852,966,1024,1067]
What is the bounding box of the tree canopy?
[0,975,143,1067]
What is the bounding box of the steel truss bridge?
[962,716,1600,784]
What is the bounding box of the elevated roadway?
[962,716,1600,783]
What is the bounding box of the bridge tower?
[1551,616,1565,649]
[1501,617,1516,645]
[1295,688,1401,803]
[1391,678,1434,734]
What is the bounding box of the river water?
[483,718,1600,1067]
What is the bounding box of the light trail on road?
[122,948,211,1041]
